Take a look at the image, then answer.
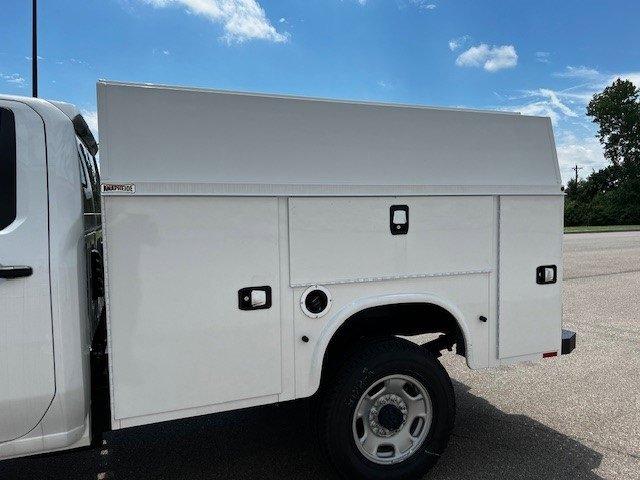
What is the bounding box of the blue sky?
[1,0,639,182]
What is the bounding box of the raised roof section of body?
[98,81,561,196]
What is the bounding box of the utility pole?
[572,164,583,185]
[32,0,38,98]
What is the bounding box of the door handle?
[390,205,409,235]
[238,286,272,310]
[0,265,33,279]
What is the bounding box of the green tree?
[565,79,640,226]
[587,79,640,168]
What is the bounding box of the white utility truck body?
[0,82,573,478]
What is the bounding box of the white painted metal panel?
[293,275,491,397]
[0,100,55,442]
[104,196,282,421]
[288,197,494,287]
[498,196,563,358]
[98,81,561,196]
[40,101,95,452]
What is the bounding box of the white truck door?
[0,101,55,442]
[104,196,282,423]
[498,196,563,359]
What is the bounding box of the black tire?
[317,337,455,480]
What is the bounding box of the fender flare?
[308,293,474,395]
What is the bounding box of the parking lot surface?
[1,232,639,479]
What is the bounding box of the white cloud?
[163,49,171,55]
[556,133,607,182]
[0,73,26,86]
[552,65,640,90]
[377,79,397,89]
[81,109,99,139]
[495,66,640,183]
[360,0,435,10]
[534,89,578,117]
[500,88,580,125]
[409,1,437,10]
[69,58,91,67]
[551,66,640,94]
[455,44,518,72]
[554,65,600,79]
[535,51,550,63]
[507,101,563,125]
[609,72,640,88]
[141,0,287,43]
[448,35,469,51]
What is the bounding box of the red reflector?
[543,351,558,358]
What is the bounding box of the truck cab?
[0,95,101,458]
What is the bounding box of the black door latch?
[238,286,272,310]
[390,205,409,235]
[0,265,33,279]
[536,265,557,285]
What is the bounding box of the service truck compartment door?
[104,196,282,422]
[0,101,55,442]
[289,196,494,370]
[498,196,563,359]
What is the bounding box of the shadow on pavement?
[0,380,603,480]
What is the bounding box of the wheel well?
[320,303,465,386]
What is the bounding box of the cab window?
[77,140,100,214]
[0,108,17,230]
[78,143,94,211]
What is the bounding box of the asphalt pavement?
[1,232,639,480]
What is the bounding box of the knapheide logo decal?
[101,183,136,194]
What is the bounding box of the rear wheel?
[317,337,455,480]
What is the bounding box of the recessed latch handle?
[390,205,409,235]
[238,286,272,310]
[536,265,557,285]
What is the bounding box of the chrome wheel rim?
[352,374,433,465]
